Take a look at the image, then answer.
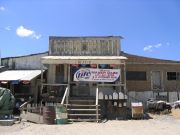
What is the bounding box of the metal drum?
[55,105,68,124]
[43,106,55,124]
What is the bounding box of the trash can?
[131,102,144,119]
[55,105,68,124]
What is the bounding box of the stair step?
[69,100,95,102]
[68,114,101,116]
[69,97,95,100]
[65,104,100,107]
[67,109,100,111]
[68,119,101,122]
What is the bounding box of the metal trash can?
[131,102,144,119]
[55,105,68,124]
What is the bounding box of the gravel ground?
[0,114,180,135]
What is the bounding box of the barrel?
[55,105,68,124]
[43,106,56,124]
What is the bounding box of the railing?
[61,87,69,105]
[40,83,68,102]
[19,98,34,110]
[42,83,68,86]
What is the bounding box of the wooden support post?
[66,64,70,105]
[40,64,44,113]
[64,64,68,82]
[119,64,121,93]
[123,62,127,94]
[40,64,44,95]
[96,86,99,122]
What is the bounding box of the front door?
[70,65,91,97]
[151,71,162,90]
[71,82,90,97]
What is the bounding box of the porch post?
[40,63,44,114]
[40,63,44,95]
[96,86,99,122]
[66,64,70,105]
[119,63,122,92]
[96,64,99,122]
[123,62,127,94]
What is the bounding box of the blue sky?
[0,0,180,60]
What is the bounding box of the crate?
[131,102,144,119]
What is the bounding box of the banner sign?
[74,68,120,82]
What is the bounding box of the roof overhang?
[0,70,42,82]
[41,56,127,65]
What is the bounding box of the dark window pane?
[167,72,176,80]
[126,71,146,80]
[177,72,180,80]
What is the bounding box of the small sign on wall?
[73,68,120,82]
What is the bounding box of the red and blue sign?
[74,68,120,82]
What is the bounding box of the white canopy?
[0,70,41,81]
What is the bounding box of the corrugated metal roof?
[0,70,41,81]
[121,52,180,64]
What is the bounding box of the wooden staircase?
[66,98,101,122]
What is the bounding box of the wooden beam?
[42,83,68,86]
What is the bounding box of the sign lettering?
[74,68,120,82]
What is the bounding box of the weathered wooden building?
[41,36,128,121]
[38,36,180,121]
[0,52,48,103]
[1,52,48,70]
[1,36,180,121]
[122,52,180,104]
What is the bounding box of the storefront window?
[126,71,146,80]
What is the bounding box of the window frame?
[167,72,180,81]
[126,71,147,81]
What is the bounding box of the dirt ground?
[1,112,180,135]
[171,109,180,119]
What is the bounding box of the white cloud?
[16,26,41,39]
[143,43,163,52]
[154,43,162,48]
[0,6,5,11]
[33,34,42,39]
[16,26,34,37]
[143,45,153,52]
[5,26,11,31]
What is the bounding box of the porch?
[40,56,128,121]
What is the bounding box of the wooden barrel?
[43,106,55,124]
[55,105,68,124]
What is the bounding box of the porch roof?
[0,70,42,81]
[41,56,127,64]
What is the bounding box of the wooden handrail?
[96,87,99,105]
[61,87,69,105]
[19,98,34,110]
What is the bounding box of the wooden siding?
[126,63,180,92]
[49,37,121,56]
